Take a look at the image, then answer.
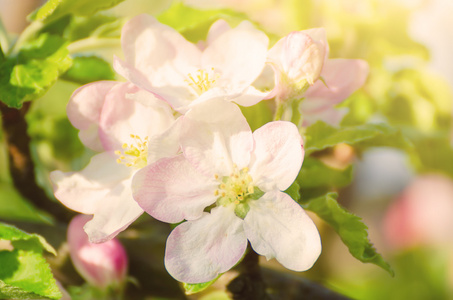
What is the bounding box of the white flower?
[132,100,321,283]
[113,15,270,113]
[51,82,179,242]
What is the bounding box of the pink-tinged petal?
[300,28,329,58]
[301,104,348,127]
[132,155,217,223]
[98,82,174,151]
[182,99,253,176]
[280,32,325,83]
[147,116,183,164]
[244,191,321,271]
[304,59,369,105]
[67,81,118,151]
[202,20,269,90]
[267,31,326,99]
[114,56,194,112]
[68,215,128,289]
[206,19,232,46]
[50,152,133,214]
[249,121,303,191]
[165,206,247,283]
[84,177,143,243]
[232,86,270,107]
[118,14,201,101]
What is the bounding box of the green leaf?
[297,157,353,189]
[241,100,273,132]
[0,281,48,300]
[0,182,53,224]
[29,0,125,23]
[284,181,300,202]
[183,276,220,295]
[0,33,72,108]
[0,223,61,300]
[62,56,115,84]
[304,121,412,155]
[63,14,122,41]
[301,193,393,275]
[158,2,248,42]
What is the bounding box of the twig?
[0,102,74,223]
[227,249,271,300]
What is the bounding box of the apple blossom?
[68,215,128,290]
[132,100,321,283]
[113,14,269,113]
[267,28,369,125]
[51,81,179,243]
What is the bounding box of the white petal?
[84,177,143,243]
[182,99,253,176]
[67,81,117,151]
[98,82,175,151]
[121,14,201,88]
[113,56,195,113]
[244,191,321,271]
[202,20,268,91]
[206,19,232,46]
[132,155,217,223]
[165,206,247,283]
[250,121,303,191]
[147,116,183,164]
[232,86,270,107]
[50,152,133,214]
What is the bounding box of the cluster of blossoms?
[51,14,368,283]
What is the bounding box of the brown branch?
[227,249,271,300]
[0,102,74,223]
[227,247,351,300]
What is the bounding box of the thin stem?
[67,37,121,54]
[0,16,9,56]
[273,98,286,121]
[0,102,74,223]
[9,20,44,56]
[227,249,270,300]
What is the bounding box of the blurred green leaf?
[298,157,353,189]
[410,134,453,178]
[0,34,71,108]
[241,100,273,132]
[0,183,53,224]
[305,121,412,155]
[62,56,115,84]
[63,14,122,41]
[29,0,125,23]
[301,192,393,275]
[183,276,219,295]
[0,223,61,300]
[284,180,300,202]
[158,1,248,42]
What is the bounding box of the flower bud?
[68,215,128,290]
[268,30,327,100]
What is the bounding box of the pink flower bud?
[68,215,128,290]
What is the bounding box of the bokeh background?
[1,0,453,299]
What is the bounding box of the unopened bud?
[68,215,128,290]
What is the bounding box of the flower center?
[185,68,219,96]
[115,134,149,169]
[214,164,264,219]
